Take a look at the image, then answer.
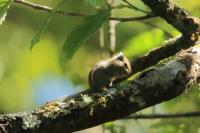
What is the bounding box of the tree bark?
[114,0,200,84]
[1,0,200,133]
[140,0,200,36]
[1,48,200,133]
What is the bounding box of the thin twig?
[108,0,116,56]
[123,111,200,119]
[109,14,156,22]
[121,0,149,14]
[14,0,87,16]
[120,0,173,38]
[109,19,117,56]
[99,27,105,59]
[13,0,156,22]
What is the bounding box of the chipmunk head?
[109,52,132,77]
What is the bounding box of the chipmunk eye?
[124,63,128,69]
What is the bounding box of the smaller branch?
[140,0,200,36]
[108,0,116,56]
[109,14,156,22]
[124,111,200,119]
[121,0,149,14]
[14,0,86,17]
[14,0,156,22]
[99,27,105,59]
[114,34,197,84]
[117,0,173,38]
[129,35,196,74]
[108,19,117,56]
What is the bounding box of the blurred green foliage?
[105,122,126,133]
[0,0,200,133]
[124,29,166,57]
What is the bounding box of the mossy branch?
[1,48,200,133]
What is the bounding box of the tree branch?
[13,0,156,22]
[1,48,200,133]
[130,35,195,74]
[124,111,200,119]
[113,0,200,82]
[140,0,200,36]
[109,14,156,22]
[114,35,197,84]
[2,0,199,133]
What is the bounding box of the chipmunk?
[88,52,132,91]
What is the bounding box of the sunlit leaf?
[0,0,13,25]
[123,29,166,57]
[61,9,110,63]
[104,122,113,127]
[30,0,65,50]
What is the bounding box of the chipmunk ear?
[116,52,124,61]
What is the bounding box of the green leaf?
[61,9,110,63]
[0,0,13,25]
[123,29,166,57]
[30,0,65,50]
[30,14,51,50]
[84,0,106,7]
